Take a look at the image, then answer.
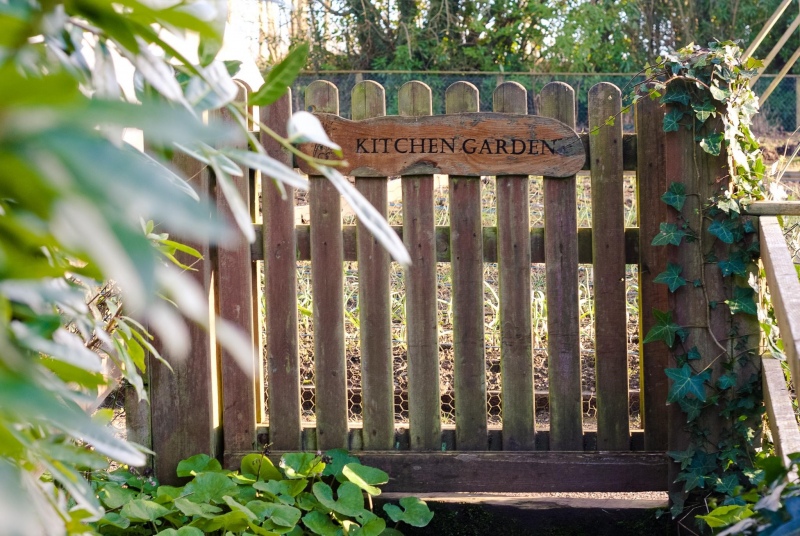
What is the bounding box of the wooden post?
[261,91,302,451]
[398,81,442,451]
[540,82,583,451]
[664,101,759,492]
[589,82,629,451]
[306,81,349,450]
[352,80,395,450]
[214,84,258,457]
[493,81,535,450]
[149,145,219,485]
[445,81,488,450]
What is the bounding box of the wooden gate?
[144,78,690,492]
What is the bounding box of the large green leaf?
[382,497,434,527]
[726,285,757,316]
[251,43,310,106]
[302,511,341,536]
[660,182,686,211]
[312,482,365,517]
[176,453,222,477]
[651,222,686,246]
[280,453,326,479]
[120,499,173,522]
[643,309,684,347]
[183,472,238,504]
[241,453,283,481]
[342,463,388,496]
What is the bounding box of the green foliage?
[653,262,687,292]
[89,451,432,535]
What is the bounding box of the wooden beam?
[762,354,800,466]
[761,44,800,104]
[224,451,668,493]
[750,14,800,87]
[761,216,800,386]
[744,0,794,59]
[744,201,800,216]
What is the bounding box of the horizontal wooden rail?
[225,451,667,493]
[252,226,640,264]
[744,201,800,215]
[762,354,800,466]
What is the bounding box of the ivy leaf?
[652,222,686,246]
[726,285,757,316]
[663,109,684,132]
[687,346,701,360]
[676,469,707,492]
[718,252,747,277]
[692,100,716,122]
[678,397,704,421]
[653,262,687,292]
[714,474,740,495]
[710,84,730,101]
[660,84,691,106]
[665,364,711,402]
[699,132,724,156]
[644,309,684,347]
[717,373,737,390]
[668,447,696,470]
[661,182,686,211]
[708,219,736,244]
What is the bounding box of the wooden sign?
[298,112,585,177]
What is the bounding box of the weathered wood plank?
[307,81,349,449]
[762,354,800,466]
[352,81,394,450]
[635,95,670,451]
[149,147,217,482]
[261,91,302,450]
[493,82,534,450]
[255,225,640,265]
[589,83,629,451]
[212,86,257,455]
[761,216,800,386]
[298,113,585,177]
[225,451,668,493]
[399,81,441,451]
[446,82,487,450]
[744,201,800,215]
[541,82,583,451]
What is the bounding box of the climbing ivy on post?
[633,42,769,529]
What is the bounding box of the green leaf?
[714,474,739,495]
[159,528,205,536]
[665,364,711,403]
[708,219,736,244]
[241,453,283,481]
[699,132,724,156]
[719,253,747,277]
[651,222,686,246]
[710,84,730,101]
[177,453,222,477]
[321,449,360,479]
[251,43,309,106]
[668,447,696,470]
[692,100,716,122]
[302,511,340,536]
[280,453,326,479]
[174,497,222,518]
[653,263,687,292]
[312,481,365,517]
[97,482,138,509]
[643,309,683,347]
[661,182,686,211]
[697,505,753,528]
[120,499,172,522]
[678,397,704,421]
[663,109,684,132]
[96,512,131,529]
[342,463,388,496]
[246,501,302,527]
[382,497,434,528]
[183,472,238,504]
[660,84,691,106]
[351,516,386,536]
[717,373,737,390]
[687,346,701,360]
[726,285,757,316]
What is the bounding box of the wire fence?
[291,72,800,136]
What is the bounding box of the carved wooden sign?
[298,112,585,177]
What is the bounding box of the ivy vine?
[627,41,779,532]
